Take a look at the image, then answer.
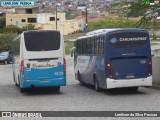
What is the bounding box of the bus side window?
[86,38,90,55]
[95,37,99,55]
[98,36,104,55]
[98,37,101,55]
[79,40,82,55]
[85,39,87,55]
[88,38,92,55]
[93,37,95,54]
[77,40,80,55]
[101,36,104,54]
[90,38,94,55]
[81,39,84,55]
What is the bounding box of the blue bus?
[12,30,66,92]
[74,28,152,91]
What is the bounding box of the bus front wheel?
[94,76,101,92]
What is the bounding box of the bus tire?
[94,76,101,92]
[20,88,25,93]
[13,72,18,86]
[78,72,85,86]
[18,75,23,91]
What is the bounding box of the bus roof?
[77,28,148,40]
[23,30,61,33]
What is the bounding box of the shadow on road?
[0,84,65,96]
[22,88,65,96]
[77,83,147,96]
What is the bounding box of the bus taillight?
[107,63,112,78]
[21,60,24,73]
[148,60,152,76]
[64,58,66,72]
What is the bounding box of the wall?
[6,13,83,35]
[45,13,66,23]
[6,14,38,28]
[152,49,160,57]
[38,21,81,35]
[15,8,39,14]
[152,57,160,85]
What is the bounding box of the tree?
[0,24,36,51]
[65,11,75,19]
[41,4,45,9]
[3,25,21,34]
[106,1,129,17]
[127,0,150,17]
[21,24,36,32]
[0,34,16,51]
[3,24,36,34]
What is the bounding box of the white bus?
[12,30,66,92]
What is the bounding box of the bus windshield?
[109,32,148,48]
[24,31,60,51]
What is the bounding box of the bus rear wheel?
[20,88,25,93]
[78,73,85,86]
[94,76,101,92]
[13,72,18,86]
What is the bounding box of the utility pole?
[85,7,88,30]
[55,5,57,30]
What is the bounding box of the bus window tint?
[24,31,60,51]
[109,32,148,48]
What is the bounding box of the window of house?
[22,19,26,22]
[26,9,32,14]
[28,18,37,23]
[50,17,55,21]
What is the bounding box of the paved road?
[0,56,160,119]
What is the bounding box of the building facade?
[6,6,85,35]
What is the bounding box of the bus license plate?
[126,75,135,79]
[41,80,48,83]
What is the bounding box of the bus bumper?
[21,78,66,88]
[106,76,152,89]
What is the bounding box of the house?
[6,6,85,35]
